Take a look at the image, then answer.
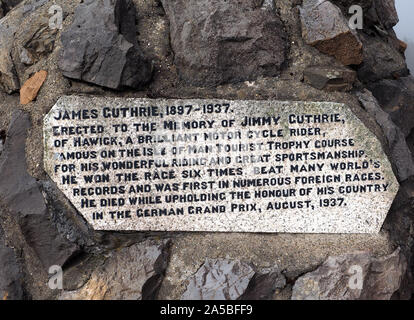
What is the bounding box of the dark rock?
[60,239,170,300]
[300,0,363,65]
[0,0,22,17]
[0,225,25,300]
[160,0,287,86]
[240,267,286,300]
[357,33,408,83]
[182,258,255,300]
[356,90,414,182]
[0,8,22,93]
[0,110,78,269]
[59,0,152,90]
[0,1,56,93]
[303,65,356,91]
[374,0,398,29]
[181,258,285,300]
[367,76,414,137]
[292,248,406,300]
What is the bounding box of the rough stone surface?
[357,90,414,182]
[0,225,25,300]
[59,0,152,90]
[300,0,363,65]
[0,0,62,94]
[158,232,392,299]
[240,266,286,300]
[181,258,255,300]
[374,0,399,29]
[291,248,406,300]
[20,70,47,104]
[160,0,287,86]
[367,76,414,138]
[60,239,170,300]
[357,33,408,83]
[0,110,78,269]
[303,65,356,91]
[0,5,22,93]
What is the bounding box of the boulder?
[0,225,25,300]
[356,89,414,182]
[292,248,406,300]
[357,33,408,83]
[0,1,58,93]
[182,258,255,300]
[300,0,363,65]
[181,258,285,300]
[303,65,356,91]
[59,0,152,90]
[60,240,170,300]
[160,0,287,86]
[367,76,414,137]
[374,0,398,29]
[0,110,78,269]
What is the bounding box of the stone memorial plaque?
[43,96,399,233]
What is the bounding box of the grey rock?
[374,0,398,29]
[240,266,286,300]
[0,225,24,300]
[0,0,56,93]
[357,89,414,182]
[303,65,356,91]
[367,76,414,137]
[160,0,287,86]
[0,6,22,93]
[357,32,408,83]
[292,248,406,300]
[0,110,78,269]
[60,239,170,300]
[300,0,363,65]
[59,0,152,90]
[182,258,255,300]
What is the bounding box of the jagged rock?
[59,0,152,90]
[303,65,356,91]
[374,0,398,29]
[292,248,406,300]
[0,110,78,269]
[367,77,414,138]
[160,0,287,86]
[60,240,170,300]
[357,33,408,83]
[0,225,24,300]
[20,70,47,104]
[357,90,414,182]
[0,1,56,93]
[240,267,286,300]
[0,6,22,93]
[181,258,285,300]
[182,258,255,300]
[300,0,363,65]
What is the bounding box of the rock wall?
[0,0,413,300]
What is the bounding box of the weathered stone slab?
[43,96,399,233]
